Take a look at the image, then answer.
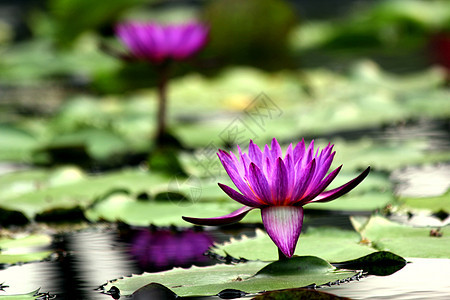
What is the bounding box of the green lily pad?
[0,125,39,162]
[353,215,450,258]
[399,191,450,212]
[212,228,374,262]
[102,256,357,297]
[0,290,44,300]
[0,168,169,219]
[306,191,392,212]
[331,251,406,276]
[85,192,245,226]
[0,234,52,264]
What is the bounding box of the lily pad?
[212,228,375,262]
[0,289,45,300]
[353,215,450,258]
[331,251,406,276]
[399,191,450,212]
[0,234,52,264]
[0,168,169,219]
[85,192,245,226]
[102,256,357,297]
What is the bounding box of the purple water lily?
[115,21,209,143]
[183,138,370,258]
[116,22,209,64]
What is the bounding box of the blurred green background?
[0,0,449,227]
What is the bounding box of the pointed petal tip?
[182,206,254,226]
[310,165,371,204]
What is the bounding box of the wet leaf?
[353,215,450,258]
[0,168,169,219]
[0,234,52,264]
[85,192,243,226]
[331,251,406,276]
[212,228,374,262]
[400,191,450,213]
[102,256,357,297]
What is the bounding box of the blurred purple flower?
[183,138,370,258]
[116,22,209,64]
[130,229,214,270]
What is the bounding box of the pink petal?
[291,158,316,203]
[249,162,272,204]
[299,165,342,205]
[309,167,371,204]
[293,138,305,164]
[261,206,304,258]
[272,158,288,205]
[182,206,254,226]
[218,183,264,207]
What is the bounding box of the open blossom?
[183,138,370,258]
[115,22,209,64]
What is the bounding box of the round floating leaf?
[399,191,450,213]
[0,234,52,264]
[305,192,392,212]
[0,289,45,299]
[85,192,243,226]
[0,168,169,219]
[103,256,357,297]
[212,228,374,262]
[354,215,450,258]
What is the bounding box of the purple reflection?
[130,228,214,271]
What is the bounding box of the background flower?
[116,22,209,64]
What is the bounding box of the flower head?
[115,22,209,64]
[183,138,370,258]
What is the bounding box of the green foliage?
[102,256,357,297]
[0,234,52,264]
[352,216,450,258]
[47,0,148,46]
[213,228,375,262]
[202,0,297,69]
[0,290,44,300]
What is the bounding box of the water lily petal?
[218,150,255,199]
[248,162,272,204]
[299,165,342,205]
[291,159,316,203]
[270,138,282,162]
[261,206,304,258]
[218,183,264,207]
[183,206,254,226]
[248,139,263,166]
[309,151,335,188]
[309,166,371,203]
[293,138,305,164]
[273,158,288,205]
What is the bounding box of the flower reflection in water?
[129,228,214,271]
